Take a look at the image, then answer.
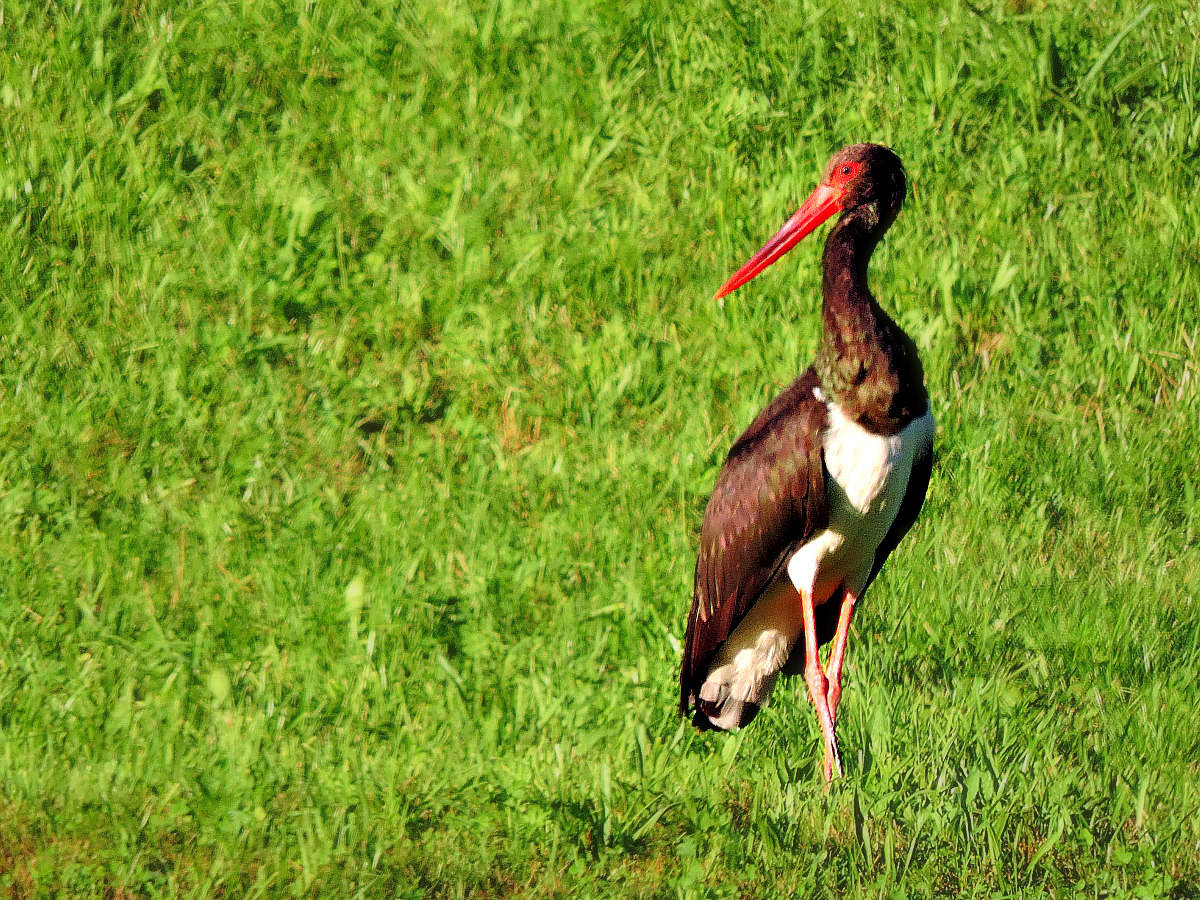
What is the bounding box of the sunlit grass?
[1,0,1199,896]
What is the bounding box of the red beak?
[714,182,845,300]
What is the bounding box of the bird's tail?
[684,585,843,730]
[692,679,771,731]
[690,625,790,731]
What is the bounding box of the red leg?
[799,588,841,783]
[822,585,859,779]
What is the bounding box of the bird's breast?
[822,398,934,539]
[786,394,932,604]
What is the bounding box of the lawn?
[2,0,1199,896]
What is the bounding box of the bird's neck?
[814,210,927,435]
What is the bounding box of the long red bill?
[714,182,844,300]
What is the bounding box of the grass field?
[2,0,1200,895]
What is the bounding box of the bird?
[679,143,933,782]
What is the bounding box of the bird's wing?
[679,367,829,718]
[863,431,932,593]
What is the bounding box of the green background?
[2,0,1198,895]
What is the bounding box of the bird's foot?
[822,738,844,783]
[804,664,843,783]
[822,681,845,782]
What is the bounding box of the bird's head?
[715,143,907,300]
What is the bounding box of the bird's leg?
[824,585,859,729]
[799,588,841,783]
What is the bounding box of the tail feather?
[681,586,843,728]
[693,696,761,731]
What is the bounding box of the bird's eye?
[832,161,860,184]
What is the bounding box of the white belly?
[787,399,935,602]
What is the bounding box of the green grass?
[2,0,1199,895]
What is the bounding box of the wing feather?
[679,367,829,719]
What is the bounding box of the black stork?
[679,143,933,782]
